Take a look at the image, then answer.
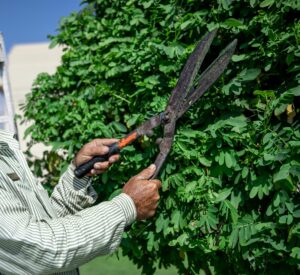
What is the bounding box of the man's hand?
[74,139,120,176]
[123,164,161,220]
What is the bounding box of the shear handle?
[74,113,164,178]
[74,142,120,178]
[74,131,138,178]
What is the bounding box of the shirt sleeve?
[50,163,98,217]
[0,183,136,274]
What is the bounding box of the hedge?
[23,0,300,274]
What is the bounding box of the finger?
[90,168,105,175]
[108,154,120,163]
[93,138,119,146]
[150,179,162,189]
[136,164,156,180]
[85,142,109,156]
[88,138,120,156]
[94,161,110,170]
[149,210,156,218]
[153,201,159,210]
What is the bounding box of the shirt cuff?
[64,162,92,191]
[111,193,137,226]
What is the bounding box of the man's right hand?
[123,164,161,220]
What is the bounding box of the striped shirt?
[0,129,136,275]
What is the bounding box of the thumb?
[136,164,156,180]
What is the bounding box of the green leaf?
[266,204,274,216]
[215,188,232,202]
[275,86,300,111]
[229,228,239,248]
[273,193,281,207]
[254,90,276,98]
[147,232,155,252]
[260,0,275,8]
[110,121,128,133]
[279,214,293,224]
[171,210,185,230]
[219,0,231,9]
[142,0,154,9]
[199,156,212,167]
[240,68,261,81]
[225,151,235,168]
[49,39,58,49]
[263,133,273,144]
[250,186,258,199]
[223,18,244,27]
[291,247,300,259]
[218,151,225,166]
[273,164,290,183]
[293,210,300,218]
[288,214,294,225]
[24,124,35,139]
[126,114,140,128]
[155,214,164,233]
[242,167,249,179]
[48,141,72,151]
[108,188,122,200]
[250,0,257,7]
[286,202,294,213]
[226,115,248,129]
[232,54,247,62]
[224,199,238,223]
[181,129,200,138]
[180,20,193,30]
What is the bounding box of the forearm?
[50,164,98,217]
[0,193,136,275]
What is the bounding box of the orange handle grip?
[118,131,138,149]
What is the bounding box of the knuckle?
[110,155,119,163]
[151,179,161,188]
[95,161,109,169]
[150,210,156,217]
[149,182,157,191]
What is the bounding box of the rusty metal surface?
[148,30,237,178]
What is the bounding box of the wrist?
[71,159,77,169]
[112,193,137,226]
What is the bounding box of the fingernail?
[102,146,109,153]
[149,164,156,170]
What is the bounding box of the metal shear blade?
[151,30,237,178]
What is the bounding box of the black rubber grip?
[74,143,120,178]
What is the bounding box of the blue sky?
[0,0,82,53]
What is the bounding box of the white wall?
[8,42,62,157]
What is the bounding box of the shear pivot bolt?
[146,130,154,137]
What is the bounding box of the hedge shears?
[75,29,237,178]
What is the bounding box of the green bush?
[23,0,300,274]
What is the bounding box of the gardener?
[0,129,161,275]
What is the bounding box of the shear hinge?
[160,112,170,125]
